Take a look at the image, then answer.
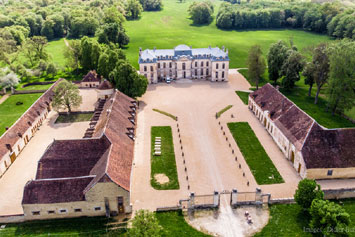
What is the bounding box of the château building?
[138,44,230,83]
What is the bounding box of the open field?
[235,91,250,105]
[16,84,53,91]
[123,0,331,69]
[55,112,93,124]
[227,122,284,185]
[0,93,42,136]
[46,38,67,68]
[150,126,179,190]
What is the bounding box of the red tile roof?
[250,83,355,169]
[97,80,113,90]
[22,177,94,204]
[0,79,63,160]
[82,70,101,83]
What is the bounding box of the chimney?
[222,46,225,51]
[226,49,229,55]
[139,47,142,56]
[153,46,156,51]
[208,45,211,49]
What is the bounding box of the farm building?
[80,70,102,88]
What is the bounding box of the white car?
[166,77,171,84]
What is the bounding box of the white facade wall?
[97,89,115,100]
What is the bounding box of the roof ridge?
[300,120,316,152]
[34,175,95,182]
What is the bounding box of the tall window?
[222,63,225,69]
[201,69,204,76]
[144,66,147,72]
[216,63,219,69]
[206,61,209,67]
[195,69,197,76]
[158,63,160,68]
[195,61,197,67]
[206,68,209,75]
[222,71,224,78]
[169,62,172,68]
[182,63,186,70]
[150,66,153,71]
[163,62,166,68]
[216,72,218,78]
[201,61,204,67]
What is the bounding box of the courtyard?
[130,70,302,213]
[0,89,97,216]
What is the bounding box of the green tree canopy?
[188,1,214,25]
[64,39,81,73]
[267,40,289,85]
[52,80,83,114]
[125,0,143,20]
[281,49,305,90]
[294,179,324,210]
[127,210,163,237]
[310,199,350,236]
[96,23,130,47]
[246,44,266,90]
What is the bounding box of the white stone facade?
[139,45,229,84]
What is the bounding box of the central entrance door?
[118,197,124,214]
[183,71,186,78]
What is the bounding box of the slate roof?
[82,70,101,83]
[97,80,113,90]
[22,177,94,204]
[0,79,62,160]
[250,83,355,169]
[139,44,229,63]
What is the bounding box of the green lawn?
[0,216,127,236]
[238,69,269,87]
[255,200,355,237]
[156,211,210,236]
[151,126,179,190]
[0,93,42,136]
[123,0,331,69]
[55,112,93,124]
[216,105,233,118]
[153,108,177,121]
[46,38,67,68]
[16,84,53,91]
[236,91,250,105]
[227,122,284,185]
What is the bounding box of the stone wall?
[307,168,355,179]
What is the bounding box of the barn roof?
[82,70,101,83]
[250,83,355,169]
[97,80,113,90]
[0,79,63,160]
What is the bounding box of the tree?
[294,179,324,210]
[281,49,305,90]
[311,43,330,104]
[46,62,57,76]
[310,199,350,236]
[110,60,148,98]
[96,23,130,47]
[52,80,82,114]
[303,62,315,97]
[125,0,143,20]
[64,39,81,73]
[80,37,101,71]
[41,19,54,40]
[188,1,214,25]
[140,0,163,11]
[48,14,64,38]
[326,39,355,115]
[267,40,289,85]
[127,210,163,237]
[103,7,126,24]
[22,36,48,67]
[0,70,20,89]
[247,45,266,90]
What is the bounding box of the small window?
[59,209,67,214]
[32,211,40,215]
[94,207,101,211]
[74,208,82,213]
[48,210,55,214]
[327,170,333,176]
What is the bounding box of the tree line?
[247,39,355,116]
[216,1,355,39]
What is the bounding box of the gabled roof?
[250,83,355,169]
[82,70,101,83]
[0,79,63,160]
[22,176,94,204]
[97,80,113,90]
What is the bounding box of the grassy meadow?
[123,0,331,69]
[46,38,67,68]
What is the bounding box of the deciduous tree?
[267,40,289,85]
[247,45,265,90]
[294,179,324,210]
[188,1,214,25]
[125,0,143,20]
[52,80,82,114]
[63,39,81,73]
[127,210,163,237]
[281,49,305,90]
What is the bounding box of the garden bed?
[55,112,93,124]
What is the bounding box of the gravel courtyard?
[131,70,301,212]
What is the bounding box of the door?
[10,153,16,163]
[298,163,301,173]
[183,71,186,78]
[118,197,124,214]
[104,197,110,217]
[291,151,295,164]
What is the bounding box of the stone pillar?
[188,192,195,219]
[255,187,262,205]
[231,189,238,206]
[213,191,219,207]
[11,87,14,94]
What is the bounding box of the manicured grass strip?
[0,216,127,236]
[156,210,210,237]
[238,69,269,87]
[153,108,177,121]
[227,122,284,184]
[16,84,53,91]
[254,204,312,237]
[0,93,42,136]
[235,91,250,105]
[216,105,233,118]
[151,126,179,190]
[55,112,93,124]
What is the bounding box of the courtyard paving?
[131,69,301,212]
[0,89,97,215]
